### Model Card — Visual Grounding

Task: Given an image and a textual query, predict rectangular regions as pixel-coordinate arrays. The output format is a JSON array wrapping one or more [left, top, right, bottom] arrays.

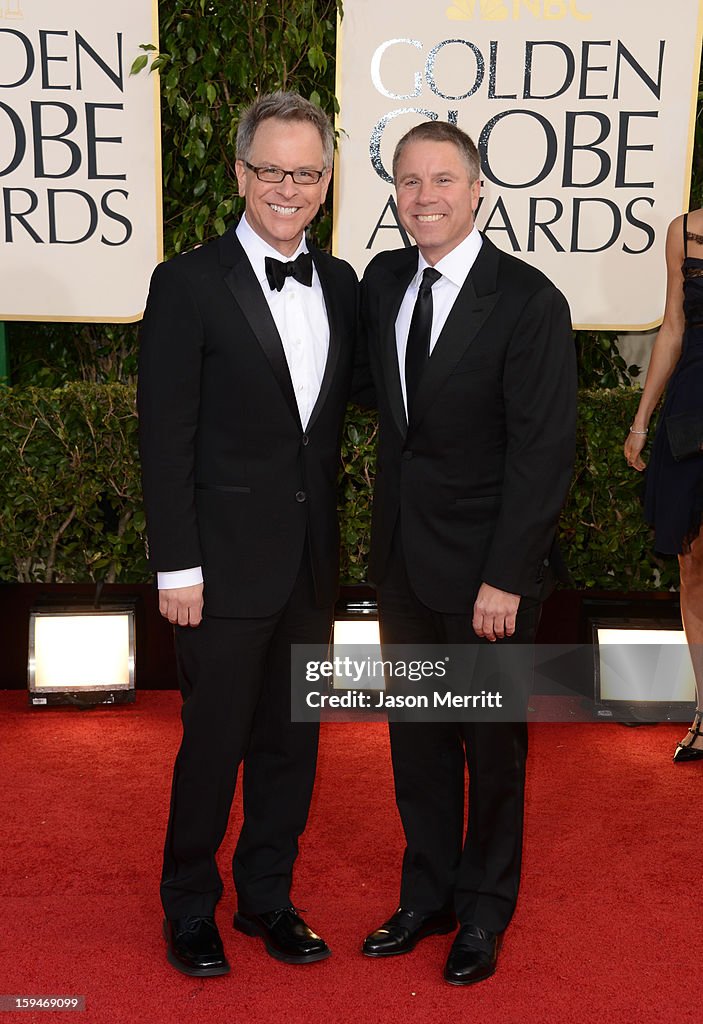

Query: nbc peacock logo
[[447, 0, 509, 18], [446, 0, 591, 19]]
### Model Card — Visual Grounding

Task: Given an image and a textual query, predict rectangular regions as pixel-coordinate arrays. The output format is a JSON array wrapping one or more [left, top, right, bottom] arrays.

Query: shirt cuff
[[157, 567, 204, 590]]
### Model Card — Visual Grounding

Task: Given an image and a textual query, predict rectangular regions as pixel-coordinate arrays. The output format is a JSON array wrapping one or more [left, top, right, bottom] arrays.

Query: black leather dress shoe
[[362, 907, 457, 958], [233, 907, 331, 964], [163, 917, 230, 977], [444, 924, 501, 986]]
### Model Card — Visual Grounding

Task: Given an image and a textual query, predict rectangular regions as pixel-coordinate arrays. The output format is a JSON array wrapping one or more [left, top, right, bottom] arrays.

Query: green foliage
[[10, 322, 139, 388], [0, 386, 679, 591], [0, 384, 147, 583], [339, 405, 378, 584], [574, 331, 640, 389], [138, 0, 341, 257], [690, 82, 703, 210], [561, 388, 678, 591]]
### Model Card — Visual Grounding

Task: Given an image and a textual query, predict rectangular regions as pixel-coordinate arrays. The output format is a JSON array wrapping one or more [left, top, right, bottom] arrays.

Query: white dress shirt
[[395, 227, 483, 416], [158, 215, 330, 591]]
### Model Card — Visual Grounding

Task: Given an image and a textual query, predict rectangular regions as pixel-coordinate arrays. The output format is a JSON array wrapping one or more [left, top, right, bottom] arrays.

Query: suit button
[[301, 434, 309, 446], [295, 491, 307, 503], [402, 450, 413, 460]]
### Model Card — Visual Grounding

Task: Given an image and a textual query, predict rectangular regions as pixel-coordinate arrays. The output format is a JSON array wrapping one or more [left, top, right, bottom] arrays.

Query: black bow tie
[[264, 251, 313, 292]]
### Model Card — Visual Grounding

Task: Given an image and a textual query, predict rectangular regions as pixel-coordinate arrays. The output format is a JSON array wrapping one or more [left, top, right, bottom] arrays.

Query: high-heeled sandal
[[673, 709, 703, 763]]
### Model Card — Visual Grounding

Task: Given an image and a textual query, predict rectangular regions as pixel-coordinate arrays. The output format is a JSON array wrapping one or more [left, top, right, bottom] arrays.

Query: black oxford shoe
[[234, 907, 331, 964], [444, 924, 501, 986], [163, 916, 230, 977], [362, 907, 457, 957]]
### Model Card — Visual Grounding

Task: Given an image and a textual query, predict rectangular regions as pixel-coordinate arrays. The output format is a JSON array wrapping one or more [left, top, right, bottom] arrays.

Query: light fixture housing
[[28, 605, 136, 708], [332, 594, 382, 690], [592, 616, 696, 721]]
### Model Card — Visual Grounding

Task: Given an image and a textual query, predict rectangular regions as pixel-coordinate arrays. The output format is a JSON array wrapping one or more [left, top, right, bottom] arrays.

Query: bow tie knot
[[265, 252, 313, 291]]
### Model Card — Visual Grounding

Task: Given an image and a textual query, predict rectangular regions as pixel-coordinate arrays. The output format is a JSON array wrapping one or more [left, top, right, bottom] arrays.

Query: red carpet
[[0, 690, 700, 1024]]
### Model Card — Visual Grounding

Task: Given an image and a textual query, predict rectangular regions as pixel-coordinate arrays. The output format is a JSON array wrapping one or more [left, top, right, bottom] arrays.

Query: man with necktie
[[359, 121, 576, 985], [138, 91, 358, 976]]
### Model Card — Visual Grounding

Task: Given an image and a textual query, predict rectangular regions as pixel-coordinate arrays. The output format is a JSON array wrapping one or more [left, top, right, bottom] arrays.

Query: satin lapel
[[378, 253, 417, 439], [306, 247, 341, 432], [221, 231, 301, 429], [409, 239, 500, 434]]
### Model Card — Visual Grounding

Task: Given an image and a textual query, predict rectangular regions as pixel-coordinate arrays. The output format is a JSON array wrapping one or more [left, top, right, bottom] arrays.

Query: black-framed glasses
[[244, 161, 325, 185]]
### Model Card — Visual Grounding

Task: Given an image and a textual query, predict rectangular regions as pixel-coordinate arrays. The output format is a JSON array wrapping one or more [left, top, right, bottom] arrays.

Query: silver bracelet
[[629, 425, 648, 435]]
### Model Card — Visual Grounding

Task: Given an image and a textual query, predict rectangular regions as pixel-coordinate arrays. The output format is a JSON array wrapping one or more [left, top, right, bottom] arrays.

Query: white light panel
[[332, 618, 382, 689], [30, 612, 133, 691], [595, 626, 696, 703]]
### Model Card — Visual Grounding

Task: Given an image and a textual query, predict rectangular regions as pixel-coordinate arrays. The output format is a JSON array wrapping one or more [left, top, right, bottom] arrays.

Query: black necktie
[[264, 251, 313, 292], [404, 267, 441, 419]]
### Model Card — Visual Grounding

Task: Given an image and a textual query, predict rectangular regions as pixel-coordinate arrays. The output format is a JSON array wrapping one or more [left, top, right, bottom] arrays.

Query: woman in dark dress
[[624, 212, 703, 762]]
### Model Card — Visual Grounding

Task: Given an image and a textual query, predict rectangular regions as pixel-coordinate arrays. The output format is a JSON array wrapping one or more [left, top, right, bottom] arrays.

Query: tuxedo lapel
[[306, 246, 341, 432], [220, 228, 302, 429], [409, 237, 500, 434]]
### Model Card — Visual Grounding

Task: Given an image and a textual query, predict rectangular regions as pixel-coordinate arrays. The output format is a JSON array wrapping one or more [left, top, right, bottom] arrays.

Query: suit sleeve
[[137, 259, 204, 573], [350, 271, 377, 409], [481, 284, 577, 598]]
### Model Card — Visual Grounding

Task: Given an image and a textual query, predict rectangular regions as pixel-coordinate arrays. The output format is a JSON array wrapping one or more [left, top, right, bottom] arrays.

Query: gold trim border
[[573, 320, 662, 333], [682, 0, 703, 217], [331, 2, 344, 259]]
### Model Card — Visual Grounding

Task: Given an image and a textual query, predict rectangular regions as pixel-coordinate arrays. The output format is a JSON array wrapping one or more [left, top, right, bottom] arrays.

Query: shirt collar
[[236, 214, 308, 286], [416, 226, 483, 289]]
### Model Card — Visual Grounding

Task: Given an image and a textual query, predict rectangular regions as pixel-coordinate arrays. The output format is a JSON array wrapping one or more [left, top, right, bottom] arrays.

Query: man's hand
[[472, 583, 521, 642], [159, 583, 204, 627]]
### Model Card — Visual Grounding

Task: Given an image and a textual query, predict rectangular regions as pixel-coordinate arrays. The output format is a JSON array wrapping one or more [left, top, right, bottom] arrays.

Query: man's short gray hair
[[236, 91, 335, 169], [392, 121, 480, 183]]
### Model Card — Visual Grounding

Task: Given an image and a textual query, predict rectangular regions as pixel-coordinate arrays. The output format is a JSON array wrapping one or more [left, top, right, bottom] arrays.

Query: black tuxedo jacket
[[361, 235, 576, 614], [137, 226, 358, 618]]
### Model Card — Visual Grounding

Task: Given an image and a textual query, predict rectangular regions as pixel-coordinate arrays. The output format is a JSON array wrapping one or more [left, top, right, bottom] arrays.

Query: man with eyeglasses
[[138, 91, 359, 976]]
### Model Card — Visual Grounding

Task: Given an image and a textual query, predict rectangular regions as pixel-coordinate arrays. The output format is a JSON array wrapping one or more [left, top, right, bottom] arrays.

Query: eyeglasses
[[244, 161, 325, 185]]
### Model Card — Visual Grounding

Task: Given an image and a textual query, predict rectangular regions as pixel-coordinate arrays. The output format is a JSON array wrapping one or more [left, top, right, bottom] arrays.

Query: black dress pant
[[160, 549, 332, 919], [377, 529, 540, 934]]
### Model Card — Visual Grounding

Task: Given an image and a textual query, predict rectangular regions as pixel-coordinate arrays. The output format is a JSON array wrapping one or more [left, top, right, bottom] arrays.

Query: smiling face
[[235, 117, 331, 256], [394, 139, 480, 265]]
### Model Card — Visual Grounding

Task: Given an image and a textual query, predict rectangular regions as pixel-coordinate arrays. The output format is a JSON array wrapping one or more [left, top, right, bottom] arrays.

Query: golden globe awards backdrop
[[0, 0, 161, 322], [334, 0, 703, 328]]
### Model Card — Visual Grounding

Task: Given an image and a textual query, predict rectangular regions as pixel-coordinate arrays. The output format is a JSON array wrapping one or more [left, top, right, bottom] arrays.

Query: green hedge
[[0, 385, 147, 584], [564, 389, 677, 591], [0, 384, 677, 591]]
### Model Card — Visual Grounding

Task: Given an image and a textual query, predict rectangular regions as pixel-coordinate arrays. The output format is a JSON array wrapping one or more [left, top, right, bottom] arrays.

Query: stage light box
[[28, 607, 135, 708], [333, 597, 382, 690], [592, 618, 696, 720]]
